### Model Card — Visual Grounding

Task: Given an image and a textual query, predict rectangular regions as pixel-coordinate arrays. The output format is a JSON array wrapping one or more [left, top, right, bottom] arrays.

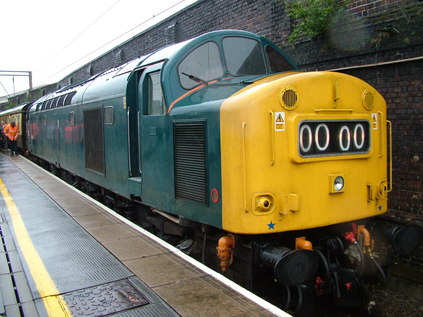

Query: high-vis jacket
[[4, 124, 19, 141]]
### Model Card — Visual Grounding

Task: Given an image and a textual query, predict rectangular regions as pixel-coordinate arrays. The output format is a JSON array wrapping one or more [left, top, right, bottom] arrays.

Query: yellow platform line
[[0, 178, 72, 317]]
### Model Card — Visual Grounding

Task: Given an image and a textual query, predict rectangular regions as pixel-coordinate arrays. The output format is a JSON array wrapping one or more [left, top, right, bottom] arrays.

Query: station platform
[[0, 153, 290, 317]]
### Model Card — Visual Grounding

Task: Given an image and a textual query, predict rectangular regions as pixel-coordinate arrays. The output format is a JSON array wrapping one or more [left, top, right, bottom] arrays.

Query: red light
[[211, 188, 220, 203]]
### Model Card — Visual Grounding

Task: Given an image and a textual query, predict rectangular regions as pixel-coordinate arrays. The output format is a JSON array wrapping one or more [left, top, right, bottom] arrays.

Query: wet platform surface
[[0, 154, 290, 317]]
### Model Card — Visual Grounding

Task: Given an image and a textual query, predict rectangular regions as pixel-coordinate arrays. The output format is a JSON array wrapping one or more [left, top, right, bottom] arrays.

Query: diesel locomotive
[[6, 30, 421, 315]]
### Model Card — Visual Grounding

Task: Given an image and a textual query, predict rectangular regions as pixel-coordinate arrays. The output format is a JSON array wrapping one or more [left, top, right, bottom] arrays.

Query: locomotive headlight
[[329, 174, 345, 193], [253, 194, 275, 213]]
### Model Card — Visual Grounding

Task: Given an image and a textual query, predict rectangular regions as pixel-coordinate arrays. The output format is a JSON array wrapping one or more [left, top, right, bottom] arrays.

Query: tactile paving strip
[[62, 279, 149, 316]]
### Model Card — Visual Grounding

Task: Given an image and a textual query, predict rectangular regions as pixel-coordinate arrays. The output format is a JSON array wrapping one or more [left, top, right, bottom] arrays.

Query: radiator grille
[[84, 108, 104, 174], [174, 122, 207, 203]]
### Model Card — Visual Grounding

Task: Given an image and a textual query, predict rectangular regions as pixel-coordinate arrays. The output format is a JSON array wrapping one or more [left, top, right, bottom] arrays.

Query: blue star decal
[[378, 205, 383, 211], [267, 221, 276, 230]]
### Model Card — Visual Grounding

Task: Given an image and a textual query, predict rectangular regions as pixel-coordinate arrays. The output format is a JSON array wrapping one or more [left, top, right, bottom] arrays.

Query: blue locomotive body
[[28, 30, 296, 229]]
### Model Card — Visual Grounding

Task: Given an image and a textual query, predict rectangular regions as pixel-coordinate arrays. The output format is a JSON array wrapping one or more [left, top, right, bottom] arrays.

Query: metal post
[[28, 71, 33, 90], [0, 70, 33, 95]]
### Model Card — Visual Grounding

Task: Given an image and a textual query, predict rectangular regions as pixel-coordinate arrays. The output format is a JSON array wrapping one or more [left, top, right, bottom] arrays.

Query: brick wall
[[341, 60, 423, 221], [346, 0, 405, 17]]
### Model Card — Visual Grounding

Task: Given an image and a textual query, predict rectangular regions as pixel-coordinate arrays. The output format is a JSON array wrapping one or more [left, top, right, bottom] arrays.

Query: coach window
[[222, 37, 266, 76], [178, 41, 224, 90], [147, 71, 165, 115], [104, 107, 114, 124]]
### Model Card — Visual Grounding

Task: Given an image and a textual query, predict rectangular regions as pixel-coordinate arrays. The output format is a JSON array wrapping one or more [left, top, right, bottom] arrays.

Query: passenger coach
[[0, 102, 32, 151]]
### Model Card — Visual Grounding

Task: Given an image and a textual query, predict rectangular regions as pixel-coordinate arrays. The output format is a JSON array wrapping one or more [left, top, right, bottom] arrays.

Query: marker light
[[334, 176, 345, 191]]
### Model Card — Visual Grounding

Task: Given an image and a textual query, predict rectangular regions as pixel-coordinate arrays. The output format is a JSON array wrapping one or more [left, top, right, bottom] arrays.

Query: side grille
[[84, 108, 105, 174], [174, 121, 207, 203]]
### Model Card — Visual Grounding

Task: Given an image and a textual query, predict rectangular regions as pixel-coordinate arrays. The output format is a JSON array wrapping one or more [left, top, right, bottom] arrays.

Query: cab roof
[[32, 30, 297, 111]]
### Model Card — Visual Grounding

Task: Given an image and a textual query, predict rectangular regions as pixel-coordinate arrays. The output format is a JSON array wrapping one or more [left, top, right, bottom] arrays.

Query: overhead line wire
[[0, 80, 10, 97], [40, 0, 190, 84], [35, 0, 122, 72]]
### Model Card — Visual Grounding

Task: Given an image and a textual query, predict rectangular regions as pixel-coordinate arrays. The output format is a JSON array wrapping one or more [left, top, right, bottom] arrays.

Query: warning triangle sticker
[[276, 113, 284, 123], [274, 112, 285, 131]]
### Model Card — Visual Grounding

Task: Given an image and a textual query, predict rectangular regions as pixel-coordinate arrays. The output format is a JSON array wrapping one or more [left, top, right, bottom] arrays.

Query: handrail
[[242, 122, 249, 212], [269, 111, 275, 166], [378, 111, 384, 158]]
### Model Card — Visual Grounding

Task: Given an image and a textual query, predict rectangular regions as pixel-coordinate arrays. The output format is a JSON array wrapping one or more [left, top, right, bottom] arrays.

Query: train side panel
[[166, 102, 223, 228], [29, 72, 140, 200]]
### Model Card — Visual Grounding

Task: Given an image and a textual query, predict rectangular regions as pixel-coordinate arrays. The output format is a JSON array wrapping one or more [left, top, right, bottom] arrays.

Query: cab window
[[147, 71, 165, 115], [265, 46, 295, 73], [222, 37, 266, 76], [178, 41, 224, 90]]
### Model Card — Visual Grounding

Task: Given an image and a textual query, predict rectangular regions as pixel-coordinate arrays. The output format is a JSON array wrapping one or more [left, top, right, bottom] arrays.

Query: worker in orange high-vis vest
[[4, 121, 19, 156]]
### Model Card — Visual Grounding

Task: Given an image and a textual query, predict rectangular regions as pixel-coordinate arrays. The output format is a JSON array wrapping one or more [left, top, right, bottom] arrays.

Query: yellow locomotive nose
[[220, 71, 389, 234]]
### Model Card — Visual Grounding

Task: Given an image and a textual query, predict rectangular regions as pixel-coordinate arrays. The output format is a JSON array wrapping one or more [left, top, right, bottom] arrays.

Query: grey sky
[[0, 0, 197, 97]]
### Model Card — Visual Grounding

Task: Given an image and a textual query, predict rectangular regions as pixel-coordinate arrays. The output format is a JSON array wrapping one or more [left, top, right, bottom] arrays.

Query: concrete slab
[[124, 252, 204, 288], [103, 236, 165, 260]]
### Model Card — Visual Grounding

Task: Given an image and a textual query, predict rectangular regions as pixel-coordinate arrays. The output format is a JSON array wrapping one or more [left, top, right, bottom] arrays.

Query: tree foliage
[[286, 0, 344, 43]]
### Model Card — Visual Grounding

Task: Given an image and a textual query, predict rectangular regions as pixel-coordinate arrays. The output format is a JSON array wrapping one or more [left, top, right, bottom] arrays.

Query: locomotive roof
[[31, 30, 297, 111], [160, 29, 297, 108], [0, 102, 33, 116]]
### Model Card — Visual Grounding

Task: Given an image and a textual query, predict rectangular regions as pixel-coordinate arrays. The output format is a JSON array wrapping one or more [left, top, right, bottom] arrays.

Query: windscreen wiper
[[181, 72, 208, 85]]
